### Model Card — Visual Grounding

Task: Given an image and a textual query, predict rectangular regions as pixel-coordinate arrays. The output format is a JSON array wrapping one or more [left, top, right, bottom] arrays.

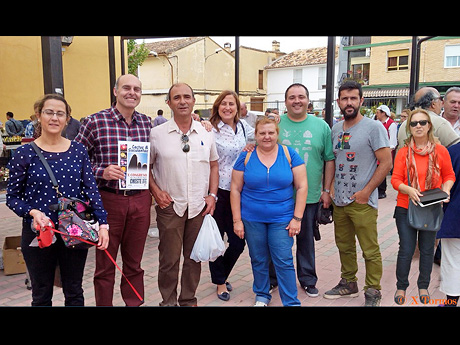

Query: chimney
[[224, 42, 231, 52], [272, 40, 280, 52]]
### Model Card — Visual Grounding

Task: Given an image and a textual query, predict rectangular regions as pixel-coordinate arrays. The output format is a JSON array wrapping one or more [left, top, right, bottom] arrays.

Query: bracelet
[[233, 219, 242, 223], [208, 193, 218, 202], [292, 216, 302, 221]]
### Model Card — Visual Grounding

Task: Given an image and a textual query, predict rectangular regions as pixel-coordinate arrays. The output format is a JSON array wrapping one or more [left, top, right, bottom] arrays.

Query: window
[[351, 63, 370, 84], [445, 45, 460, 68], [387, 49, 409, 71], [318, 67, 326, 90], [293, 69, 302, 84], [258, 70, 264, 89]]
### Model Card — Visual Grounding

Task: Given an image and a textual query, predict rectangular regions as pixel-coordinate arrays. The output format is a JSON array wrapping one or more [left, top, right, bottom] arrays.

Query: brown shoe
[[323, 278, 359, 299]]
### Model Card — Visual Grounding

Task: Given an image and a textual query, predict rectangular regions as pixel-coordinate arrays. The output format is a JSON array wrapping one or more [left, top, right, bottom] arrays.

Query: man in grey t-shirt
[[332, 116, 388, 209], [324, 81, 392, 306]]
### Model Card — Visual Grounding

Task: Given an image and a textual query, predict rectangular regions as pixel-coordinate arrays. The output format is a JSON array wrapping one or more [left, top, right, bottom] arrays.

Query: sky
[[139, 36, 339, 54]]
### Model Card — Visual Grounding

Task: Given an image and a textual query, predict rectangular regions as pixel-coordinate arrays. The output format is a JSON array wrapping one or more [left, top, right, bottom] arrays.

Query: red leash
[[47, 226, 144, 304]]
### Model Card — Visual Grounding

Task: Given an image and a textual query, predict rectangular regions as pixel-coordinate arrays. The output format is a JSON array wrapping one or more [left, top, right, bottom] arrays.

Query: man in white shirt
[[442, 87, 460, 135], [149, 83, 219, 306], [375, 105, 397, 199]]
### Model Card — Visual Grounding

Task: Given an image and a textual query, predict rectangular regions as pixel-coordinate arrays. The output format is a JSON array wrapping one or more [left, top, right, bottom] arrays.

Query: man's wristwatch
[[209, 193, 218, 202], [322, 189, 330, 193]]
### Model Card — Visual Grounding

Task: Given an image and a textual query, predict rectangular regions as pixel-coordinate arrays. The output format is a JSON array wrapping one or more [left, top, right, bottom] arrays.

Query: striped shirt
[[75, 106, 152, 190]]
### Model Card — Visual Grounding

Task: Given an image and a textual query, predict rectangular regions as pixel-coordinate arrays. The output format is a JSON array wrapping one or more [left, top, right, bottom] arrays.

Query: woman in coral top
[[391, 108, 455, 305]]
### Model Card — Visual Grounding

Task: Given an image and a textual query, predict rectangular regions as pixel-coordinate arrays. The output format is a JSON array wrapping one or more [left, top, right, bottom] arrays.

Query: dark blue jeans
[[296, 203, 318, 287], [21, 220, 88, 306], [394, 206, 437, 290]]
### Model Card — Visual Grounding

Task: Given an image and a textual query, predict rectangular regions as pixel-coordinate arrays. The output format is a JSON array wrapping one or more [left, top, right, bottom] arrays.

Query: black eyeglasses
[[181, 134, 190, 152], [409, 120, 429, 127]]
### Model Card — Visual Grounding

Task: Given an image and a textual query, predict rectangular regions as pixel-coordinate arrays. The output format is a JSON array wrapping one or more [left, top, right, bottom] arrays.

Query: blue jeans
[[243, 220, 300, 306]]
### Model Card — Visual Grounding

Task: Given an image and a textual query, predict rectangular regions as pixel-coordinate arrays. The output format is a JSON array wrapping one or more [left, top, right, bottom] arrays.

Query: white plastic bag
[[190, 214, 226, 262]]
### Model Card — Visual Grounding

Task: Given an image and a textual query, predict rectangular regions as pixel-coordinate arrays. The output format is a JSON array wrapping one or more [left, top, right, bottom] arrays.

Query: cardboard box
[[3, 236, 26, 275]]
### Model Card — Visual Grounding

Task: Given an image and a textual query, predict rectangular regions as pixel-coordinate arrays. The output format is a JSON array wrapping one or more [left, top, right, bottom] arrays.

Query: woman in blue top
[[231, 117, 308, 306], [6, 94, 109, 306]]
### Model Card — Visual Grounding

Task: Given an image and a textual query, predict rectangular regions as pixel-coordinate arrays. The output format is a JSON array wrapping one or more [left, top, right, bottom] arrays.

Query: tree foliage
[[127, 39, 149, 76]]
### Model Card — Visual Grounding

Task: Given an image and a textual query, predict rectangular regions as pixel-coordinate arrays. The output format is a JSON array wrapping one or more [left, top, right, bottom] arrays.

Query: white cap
[[377, 105, 391, 117]]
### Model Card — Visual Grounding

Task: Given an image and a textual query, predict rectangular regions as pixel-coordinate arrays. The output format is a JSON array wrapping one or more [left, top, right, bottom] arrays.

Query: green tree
[[127, 39, 149, 76]]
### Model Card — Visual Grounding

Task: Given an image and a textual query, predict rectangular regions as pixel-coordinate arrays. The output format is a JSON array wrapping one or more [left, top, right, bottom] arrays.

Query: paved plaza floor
[[0, 176, 450, 307]]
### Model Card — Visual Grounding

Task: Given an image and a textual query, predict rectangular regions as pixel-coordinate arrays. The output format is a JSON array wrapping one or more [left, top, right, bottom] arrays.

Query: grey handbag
[[406, 167, 444, 231]]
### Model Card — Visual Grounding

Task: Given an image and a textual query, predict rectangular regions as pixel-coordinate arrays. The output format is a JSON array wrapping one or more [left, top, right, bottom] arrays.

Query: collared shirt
[[75, 106, 152, 190], [214, 119, 254, 190], [150, 120, 219, 218]]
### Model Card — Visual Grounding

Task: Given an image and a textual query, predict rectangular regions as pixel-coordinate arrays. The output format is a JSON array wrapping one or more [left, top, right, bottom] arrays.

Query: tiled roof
[[143, 37, 205, 55], [265, 46, 338, 69]]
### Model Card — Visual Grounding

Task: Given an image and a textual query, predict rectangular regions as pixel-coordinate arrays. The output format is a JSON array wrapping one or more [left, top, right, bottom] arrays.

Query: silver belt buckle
[[123, 190, 130, 197]]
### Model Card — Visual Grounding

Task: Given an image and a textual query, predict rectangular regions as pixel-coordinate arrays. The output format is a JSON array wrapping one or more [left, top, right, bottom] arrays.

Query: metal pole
[[409, 36, 436, 101], [235, 36, 239, 94], [41, 36, 64, 96], [325, 36, 336, 128]]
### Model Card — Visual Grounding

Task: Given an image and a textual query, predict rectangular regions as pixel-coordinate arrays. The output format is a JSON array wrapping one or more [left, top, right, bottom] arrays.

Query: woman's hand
[[97, 225, 110, 250], [233, 220, 245, 239], [286, 218, 301, 237], [30, 209, 49, 230], [407, 186, 423, 205]]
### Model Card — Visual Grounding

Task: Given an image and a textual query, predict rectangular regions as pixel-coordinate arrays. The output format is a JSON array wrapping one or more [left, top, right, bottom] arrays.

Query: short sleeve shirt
[[233, 144, 304, 223], [278, 114, 335, 203], [331, 117, 389, 209], [150, 120, 219, 219]]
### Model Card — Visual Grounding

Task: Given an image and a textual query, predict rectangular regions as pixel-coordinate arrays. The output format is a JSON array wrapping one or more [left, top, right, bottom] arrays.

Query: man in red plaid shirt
[[75, 74, 152, 306]]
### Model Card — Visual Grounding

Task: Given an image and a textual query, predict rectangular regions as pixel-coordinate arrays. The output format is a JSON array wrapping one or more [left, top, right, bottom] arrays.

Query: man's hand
[[102, 165, 125, 181]]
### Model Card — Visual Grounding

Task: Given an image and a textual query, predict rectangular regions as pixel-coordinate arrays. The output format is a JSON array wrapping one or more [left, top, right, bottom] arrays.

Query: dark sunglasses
[[181, 134, 190, 152], [409, 120, 429, 127]]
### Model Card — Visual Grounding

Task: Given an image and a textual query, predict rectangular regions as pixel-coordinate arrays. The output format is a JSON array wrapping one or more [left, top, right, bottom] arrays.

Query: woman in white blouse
[[208, 90, 255, 301]]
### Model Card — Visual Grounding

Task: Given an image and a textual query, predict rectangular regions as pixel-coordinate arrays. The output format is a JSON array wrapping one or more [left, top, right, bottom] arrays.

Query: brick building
[[340, 36, 460, 116]]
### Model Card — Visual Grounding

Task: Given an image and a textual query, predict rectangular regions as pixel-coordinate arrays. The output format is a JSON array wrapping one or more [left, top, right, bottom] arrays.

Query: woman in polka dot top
[[6, 94, 108, 306]]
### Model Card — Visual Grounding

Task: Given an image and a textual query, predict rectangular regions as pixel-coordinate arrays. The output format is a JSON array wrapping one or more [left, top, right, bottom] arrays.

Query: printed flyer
[[118, 141, 150, 190]]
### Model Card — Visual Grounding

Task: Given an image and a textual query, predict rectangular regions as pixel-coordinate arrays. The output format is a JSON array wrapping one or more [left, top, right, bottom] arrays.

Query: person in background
[[149, 83, 219, 306], [61, 108, 81, 140], [442, 87, 460, 135], [208, 90, 255, 301], [325, 81, 392, 306], [397, 109, 410, 134], [398, 87, 460, 149], [391, 108, 455, 305], [6, 94, 109, 306], [5, 111, 24, 136], [75, 74, 152, 306], [153, 109, 168, 127], [231, 117, 308, 306], [24, 114, 37, 138], [240, 102, 257, 128], [375, 105, 397, 199]]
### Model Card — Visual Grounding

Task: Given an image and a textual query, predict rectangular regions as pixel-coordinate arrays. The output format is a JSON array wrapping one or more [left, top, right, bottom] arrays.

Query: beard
[[340, 105, 360, 120]]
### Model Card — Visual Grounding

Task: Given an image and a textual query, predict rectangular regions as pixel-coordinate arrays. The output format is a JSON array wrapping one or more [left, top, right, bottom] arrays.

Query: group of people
[[6, 73, 460, 307]]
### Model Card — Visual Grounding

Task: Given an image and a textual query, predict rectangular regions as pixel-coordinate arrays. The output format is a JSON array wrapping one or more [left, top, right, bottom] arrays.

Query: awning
[[363, 88, 409, 98]]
